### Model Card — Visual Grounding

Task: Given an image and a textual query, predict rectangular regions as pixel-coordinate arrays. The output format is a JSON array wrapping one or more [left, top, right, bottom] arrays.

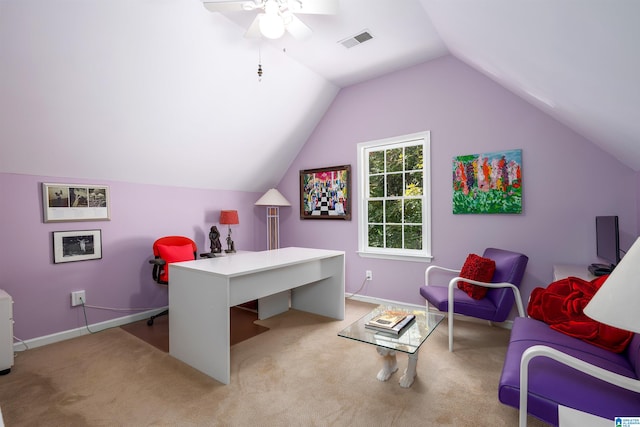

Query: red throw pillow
[[458, 253, 496, 300], [157, 244, 195, 282]]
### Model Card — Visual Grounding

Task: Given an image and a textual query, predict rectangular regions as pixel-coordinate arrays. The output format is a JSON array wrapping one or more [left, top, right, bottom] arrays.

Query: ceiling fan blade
[[244, 14, 263, 38], [202, 1, 260, 13], [286, 0, 338, 15], [284, 13, 312, 40]]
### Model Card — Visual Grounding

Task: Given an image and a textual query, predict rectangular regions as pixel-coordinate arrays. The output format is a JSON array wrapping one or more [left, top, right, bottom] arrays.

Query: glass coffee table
[[338, 304, 444, 388]]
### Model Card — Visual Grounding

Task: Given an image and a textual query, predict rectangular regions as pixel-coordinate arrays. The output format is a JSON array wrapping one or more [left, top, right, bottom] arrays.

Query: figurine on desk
[[225, 235, 236, 253], [198, 226, 222, 258], [209, 226, 222, 254]]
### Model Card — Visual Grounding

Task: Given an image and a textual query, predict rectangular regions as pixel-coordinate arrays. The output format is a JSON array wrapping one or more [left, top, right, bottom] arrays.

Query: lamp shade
[[255, 188, 291, 206], [584, 236, 640, 333], [219, 210, 239, 225]]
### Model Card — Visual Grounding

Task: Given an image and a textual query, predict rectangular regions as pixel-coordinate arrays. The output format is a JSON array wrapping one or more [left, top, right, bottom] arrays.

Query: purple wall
[[0, 173, 266, 340], [637, 172, 640, 231], [1, 55, 638, 342], [277, 56, 638, 310]]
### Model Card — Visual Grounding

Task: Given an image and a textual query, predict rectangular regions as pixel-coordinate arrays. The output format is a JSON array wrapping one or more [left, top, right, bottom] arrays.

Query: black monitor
[[595, 215, 621, 268]]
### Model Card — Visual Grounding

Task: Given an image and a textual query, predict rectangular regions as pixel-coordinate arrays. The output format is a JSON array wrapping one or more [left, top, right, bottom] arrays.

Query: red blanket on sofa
[[527, 275, 633, 353]]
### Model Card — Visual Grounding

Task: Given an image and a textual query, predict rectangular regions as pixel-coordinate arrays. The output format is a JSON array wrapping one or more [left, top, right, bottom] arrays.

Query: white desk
[[168, 247, 345, 384]]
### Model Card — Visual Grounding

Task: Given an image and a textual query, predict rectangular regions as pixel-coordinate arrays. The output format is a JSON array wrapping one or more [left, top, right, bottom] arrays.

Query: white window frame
[[357, 131, 432, 262]]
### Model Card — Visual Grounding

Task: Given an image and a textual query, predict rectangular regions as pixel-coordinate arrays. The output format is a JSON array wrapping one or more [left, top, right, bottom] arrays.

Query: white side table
[[553, 264, 596, 282]]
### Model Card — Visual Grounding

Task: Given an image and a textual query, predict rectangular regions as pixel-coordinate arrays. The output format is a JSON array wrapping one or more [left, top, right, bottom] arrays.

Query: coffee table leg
[[399, 348, 419, 388], [376, 347, 398, 381]]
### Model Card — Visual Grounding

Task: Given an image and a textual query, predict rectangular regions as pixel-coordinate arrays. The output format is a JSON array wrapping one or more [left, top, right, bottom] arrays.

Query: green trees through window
[[358, 132, 431, 261]]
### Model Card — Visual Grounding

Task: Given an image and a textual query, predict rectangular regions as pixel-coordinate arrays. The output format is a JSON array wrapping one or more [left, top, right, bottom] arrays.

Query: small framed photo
[[300, 165, 351, 220], [53, 230, 102, 263], [42, 182, 110, 222]]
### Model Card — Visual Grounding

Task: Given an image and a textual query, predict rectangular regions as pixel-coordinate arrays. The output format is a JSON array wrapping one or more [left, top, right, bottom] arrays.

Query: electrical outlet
[[365, 270, 373, 281], [71, 290, 86, 307]]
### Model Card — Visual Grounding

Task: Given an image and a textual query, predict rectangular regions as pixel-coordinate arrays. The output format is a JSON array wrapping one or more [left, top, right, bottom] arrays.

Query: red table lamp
[[219, 210, 239, 253]]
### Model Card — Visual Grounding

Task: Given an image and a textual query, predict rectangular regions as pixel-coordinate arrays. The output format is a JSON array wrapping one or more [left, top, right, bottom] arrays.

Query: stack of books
[[365, 310, 416, 336]]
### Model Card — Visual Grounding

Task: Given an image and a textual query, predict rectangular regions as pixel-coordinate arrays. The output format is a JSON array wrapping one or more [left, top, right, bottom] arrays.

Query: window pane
[[404, 199, 422, 223], [358, 132, 430, 259], [369, 151, 384, 174], [368, 224, 384, 247], [386, 148, 403, 172], [385, 199, 402, 223], [368, 200, 383, 223], [369, 175, 384, 198], [387, 173, 403, 197], [405, 145, 423, 170], [386, 225, 402, 248], [404, 225, 422, 250], [404, 172, 423, 196]]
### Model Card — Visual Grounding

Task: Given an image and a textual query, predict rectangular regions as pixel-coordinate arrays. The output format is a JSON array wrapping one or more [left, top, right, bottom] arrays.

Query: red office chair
[[148, 236, 198, 325]]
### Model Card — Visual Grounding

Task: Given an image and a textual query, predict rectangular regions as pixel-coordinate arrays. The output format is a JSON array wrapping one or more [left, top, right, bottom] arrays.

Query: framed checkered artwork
[[300, 165, 351, 220]]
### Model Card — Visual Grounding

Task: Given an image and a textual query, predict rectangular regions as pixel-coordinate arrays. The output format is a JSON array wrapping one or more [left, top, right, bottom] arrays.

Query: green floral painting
[[452, 149, 522, 214]]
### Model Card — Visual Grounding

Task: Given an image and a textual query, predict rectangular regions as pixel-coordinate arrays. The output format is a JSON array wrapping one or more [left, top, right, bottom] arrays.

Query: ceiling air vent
[[339, 30, 373, 49]]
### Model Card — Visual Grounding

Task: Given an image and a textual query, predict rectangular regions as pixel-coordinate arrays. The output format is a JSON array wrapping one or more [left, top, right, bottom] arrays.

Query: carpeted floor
[[120, 306, 269, 352], [0, 300, 549, 426]]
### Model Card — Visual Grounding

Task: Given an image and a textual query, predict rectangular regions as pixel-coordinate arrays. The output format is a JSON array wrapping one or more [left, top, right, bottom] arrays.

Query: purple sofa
[[499, 316, 640, 425]]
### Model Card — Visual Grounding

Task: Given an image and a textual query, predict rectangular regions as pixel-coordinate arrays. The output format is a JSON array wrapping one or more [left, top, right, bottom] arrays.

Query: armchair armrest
[[448, 277, 526, 317], [518, 345, 640, 427], [425, 265, 461, 286]]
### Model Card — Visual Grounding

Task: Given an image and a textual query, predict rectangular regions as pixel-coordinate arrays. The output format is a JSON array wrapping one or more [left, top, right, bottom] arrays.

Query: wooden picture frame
[[53, 229, 102, 263], [300, 165, 351, 220], [42, 182, 110, 222]]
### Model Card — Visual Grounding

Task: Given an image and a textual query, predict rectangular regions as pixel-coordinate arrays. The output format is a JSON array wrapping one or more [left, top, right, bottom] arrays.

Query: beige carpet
[[0, 300, 549, 426]]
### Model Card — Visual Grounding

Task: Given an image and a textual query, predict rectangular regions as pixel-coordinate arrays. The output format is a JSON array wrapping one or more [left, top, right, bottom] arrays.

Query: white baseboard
[[347, 294, 424, 309], [13, 307, 167, 351]]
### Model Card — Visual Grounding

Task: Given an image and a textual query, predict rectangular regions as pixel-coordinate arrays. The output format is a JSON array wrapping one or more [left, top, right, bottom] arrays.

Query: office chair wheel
[[147, 318, 154, 326]]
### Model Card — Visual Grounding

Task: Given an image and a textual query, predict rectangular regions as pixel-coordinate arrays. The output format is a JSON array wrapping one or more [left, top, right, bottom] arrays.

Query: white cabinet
[[0, 290, 13, 374]]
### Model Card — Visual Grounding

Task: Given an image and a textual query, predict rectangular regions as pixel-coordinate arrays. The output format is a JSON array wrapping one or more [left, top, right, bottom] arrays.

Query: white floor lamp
[[255, 188, 291, 250]]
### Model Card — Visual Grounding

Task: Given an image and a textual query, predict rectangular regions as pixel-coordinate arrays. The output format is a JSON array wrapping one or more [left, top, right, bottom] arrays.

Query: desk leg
[[169, 268, 231, 384], [258, 291, 290, 320]]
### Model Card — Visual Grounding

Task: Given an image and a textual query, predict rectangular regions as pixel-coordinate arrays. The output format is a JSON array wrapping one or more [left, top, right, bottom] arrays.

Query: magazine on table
[[365, 310, 416, 335]]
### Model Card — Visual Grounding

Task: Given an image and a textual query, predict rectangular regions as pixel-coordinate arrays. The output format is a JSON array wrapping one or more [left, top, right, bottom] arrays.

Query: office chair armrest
[[448, 277, 525, 317], [149, 258, 166, 266], [425, 265, 461, 286]]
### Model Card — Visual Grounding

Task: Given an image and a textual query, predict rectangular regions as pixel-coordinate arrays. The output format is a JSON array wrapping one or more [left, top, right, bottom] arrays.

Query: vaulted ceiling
[[0, 0, 638, 192]]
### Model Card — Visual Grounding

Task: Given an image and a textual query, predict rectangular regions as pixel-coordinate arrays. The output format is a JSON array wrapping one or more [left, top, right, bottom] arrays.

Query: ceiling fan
[[202, 0, 339, 40]]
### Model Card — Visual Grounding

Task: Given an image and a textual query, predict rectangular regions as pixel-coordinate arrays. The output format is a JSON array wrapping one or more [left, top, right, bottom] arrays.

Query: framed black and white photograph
[[53, 230, 102, 263], [42, 182, 110, 222]]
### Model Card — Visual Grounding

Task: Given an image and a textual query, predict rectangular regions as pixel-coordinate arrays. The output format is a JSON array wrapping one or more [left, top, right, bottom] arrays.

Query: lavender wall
[[2, 55, 637, 342], [277, 55, 638, 310], [0, 173, 266, 340], [637, 172, 640, 231]]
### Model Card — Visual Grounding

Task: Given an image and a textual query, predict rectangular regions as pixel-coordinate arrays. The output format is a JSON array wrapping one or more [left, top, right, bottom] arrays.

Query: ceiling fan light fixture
[[258, 0, 285, 39], [259, 12, 285, 39]]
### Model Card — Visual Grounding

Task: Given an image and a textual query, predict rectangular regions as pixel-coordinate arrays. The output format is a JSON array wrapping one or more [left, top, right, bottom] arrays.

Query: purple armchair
[[419, 248, 529, 351]]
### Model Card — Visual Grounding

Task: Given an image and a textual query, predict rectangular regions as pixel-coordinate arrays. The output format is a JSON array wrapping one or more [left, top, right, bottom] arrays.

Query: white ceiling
[[0, 0, 638, 193], [211, 0, 640, 170]]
